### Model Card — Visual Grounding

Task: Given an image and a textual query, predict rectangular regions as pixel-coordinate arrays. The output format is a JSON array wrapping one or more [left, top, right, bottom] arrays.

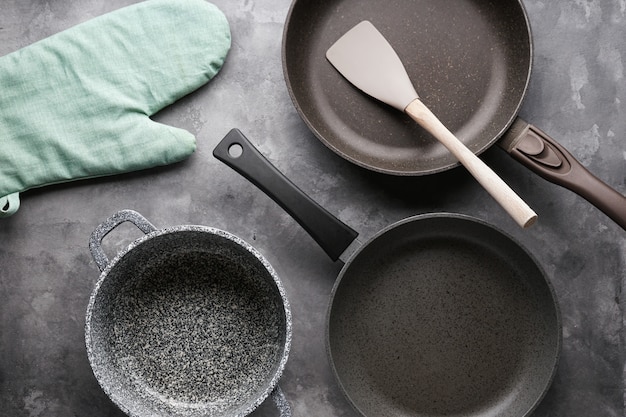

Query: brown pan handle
[[214, 129, 359, 261], [498, 118, 626, 230]]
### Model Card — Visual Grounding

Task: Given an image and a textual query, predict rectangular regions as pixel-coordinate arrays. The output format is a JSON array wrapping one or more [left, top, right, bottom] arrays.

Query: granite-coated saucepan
[[86, 210, 292, 417], [215, 129, 562, 417], [282, 0, 626, 230]]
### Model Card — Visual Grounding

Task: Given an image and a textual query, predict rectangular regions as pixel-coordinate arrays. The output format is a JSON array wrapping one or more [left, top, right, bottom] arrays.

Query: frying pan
[[281, 0, 626, 230], [214, 129, 561, 417]]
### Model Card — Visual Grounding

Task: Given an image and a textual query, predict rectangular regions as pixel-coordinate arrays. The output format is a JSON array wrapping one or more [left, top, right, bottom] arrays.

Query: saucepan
[[85, 210, 292, 417], [281, 0, 626, 229], [214, 128, 561, 417]]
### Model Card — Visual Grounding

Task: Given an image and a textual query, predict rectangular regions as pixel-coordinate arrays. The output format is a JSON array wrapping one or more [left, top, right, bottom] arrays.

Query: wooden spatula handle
[[405, 99, 537, 228]]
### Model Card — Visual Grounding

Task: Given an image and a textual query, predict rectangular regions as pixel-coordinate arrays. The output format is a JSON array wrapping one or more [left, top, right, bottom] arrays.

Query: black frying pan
[[282, 0, 626, 229], [214, 129, 561, 417]]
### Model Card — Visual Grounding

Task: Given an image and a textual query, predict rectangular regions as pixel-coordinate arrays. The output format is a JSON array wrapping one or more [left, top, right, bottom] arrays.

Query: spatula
[[326, 21, 537, 228]]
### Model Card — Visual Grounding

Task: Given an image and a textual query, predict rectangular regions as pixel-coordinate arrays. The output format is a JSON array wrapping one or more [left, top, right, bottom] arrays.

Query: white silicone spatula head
[[326, 20, 418, 111]]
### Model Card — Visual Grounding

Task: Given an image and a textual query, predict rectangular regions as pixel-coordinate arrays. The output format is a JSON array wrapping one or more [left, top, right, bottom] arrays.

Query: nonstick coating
[[86, 226, 290, 417], [328, 215, 560, 417], [282, 0, 532, 175]]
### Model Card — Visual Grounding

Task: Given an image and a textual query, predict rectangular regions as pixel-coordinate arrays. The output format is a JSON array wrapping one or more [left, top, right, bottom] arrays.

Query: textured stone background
[[0, 1, 624, 416]]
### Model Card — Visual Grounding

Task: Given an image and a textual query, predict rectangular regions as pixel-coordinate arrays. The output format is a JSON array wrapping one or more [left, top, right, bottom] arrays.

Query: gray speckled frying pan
[[214, 129, 562, 417], [282, 0, 626, 230], [86, 210, 292, 417]]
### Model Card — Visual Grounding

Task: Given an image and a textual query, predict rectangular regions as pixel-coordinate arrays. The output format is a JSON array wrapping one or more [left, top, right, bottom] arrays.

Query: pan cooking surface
[[328, 217, 560, 417], [283, 0, 531, 174], [88, 231, 287, 416]]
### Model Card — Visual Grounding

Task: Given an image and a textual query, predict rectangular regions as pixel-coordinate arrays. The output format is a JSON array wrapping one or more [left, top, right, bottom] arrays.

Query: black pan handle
[[213, 129, 359, 261], [498, 118, 626, 230]]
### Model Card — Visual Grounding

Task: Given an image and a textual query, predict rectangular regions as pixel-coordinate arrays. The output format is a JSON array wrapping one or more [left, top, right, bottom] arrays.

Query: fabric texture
[[0, 0, 231, 217]]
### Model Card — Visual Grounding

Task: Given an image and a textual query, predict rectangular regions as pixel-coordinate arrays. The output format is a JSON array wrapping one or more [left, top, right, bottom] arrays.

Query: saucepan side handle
[[499, 118, 626, 230], [89, 209, 157, 272], [270, 386, 291, 417], [213, 129, 358, 262]]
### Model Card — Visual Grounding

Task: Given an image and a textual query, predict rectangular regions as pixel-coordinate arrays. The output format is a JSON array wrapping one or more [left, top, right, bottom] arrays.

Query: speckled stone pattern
[[89, 209, 158, 272], [86, 220, 292, 417]]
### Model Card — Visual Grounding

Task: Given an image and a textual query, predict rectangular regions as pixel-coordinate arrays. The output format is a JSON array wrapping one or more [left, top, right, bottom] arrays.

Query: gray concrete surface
[[0, 1, 624, 416]]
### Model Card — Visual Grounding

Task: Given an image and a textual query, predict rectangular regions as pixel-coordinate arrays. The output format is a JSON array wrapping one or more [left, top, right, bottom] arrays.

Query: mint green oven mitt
[[0, 0, 231, 217]]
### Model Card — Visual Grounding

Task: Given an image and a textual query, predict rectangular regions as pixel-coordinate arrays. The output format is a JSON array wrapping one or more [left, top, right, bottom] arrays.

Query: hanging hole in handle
[[228, 143, 244, 158]]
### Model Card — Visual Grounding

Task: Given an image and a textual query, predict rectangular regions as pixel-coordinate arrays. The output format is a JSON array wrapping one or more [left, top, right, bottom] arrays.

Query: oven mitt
[[0, 0, 231, 217]]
